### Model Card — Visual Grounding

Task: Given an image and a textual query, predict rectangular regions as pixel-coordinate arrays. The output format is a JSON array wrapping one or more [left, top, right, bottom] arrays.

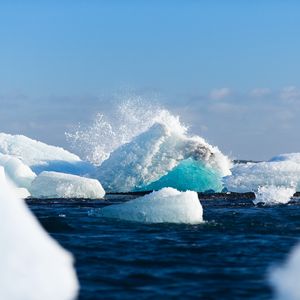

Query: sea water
[[28, 196, 300, 300]]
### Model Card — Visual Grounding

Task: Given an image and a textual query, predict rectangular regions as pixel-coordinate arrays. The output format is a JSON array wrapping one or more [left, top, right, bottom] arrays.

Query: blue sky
[[1, 1, 300, 160]]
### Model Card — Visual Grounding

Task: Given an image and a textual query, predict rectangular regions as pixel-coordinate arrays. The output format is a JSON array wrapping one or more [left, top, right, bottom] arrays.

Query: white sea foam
[[254, 185, 295, 205], [30, 171, 105, 199], [0, 167, 79, 300], [270, 243, 300, 300], [99, 187, 203, 224]]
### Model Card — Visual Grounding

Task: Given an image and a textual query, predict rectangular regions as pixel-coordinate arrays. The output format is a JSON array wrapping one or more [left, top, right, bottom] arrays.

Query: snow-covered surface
[[0, 153, 36, 189], [0, 167, 79, 300], [0, 132, 94, 175], [270, 243, 300, 300], [100, 187, 203, 224], [254, 185, 295, 205], [224, 153, 300, 193], [97, 122, 231, 192], [30, 171, 105, 199]]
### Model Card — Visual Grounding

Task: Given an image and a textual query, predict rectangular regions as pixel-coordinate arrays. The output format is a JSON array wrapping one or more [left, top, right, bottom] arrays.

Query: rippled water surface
[[28, 197, 300, 300]]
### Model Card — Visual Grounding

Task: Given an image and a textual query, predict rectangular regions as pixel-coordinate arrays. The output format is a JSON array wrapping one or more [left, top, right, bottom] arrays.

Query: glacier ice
[[97, 122, 231, 192], [224, 153, 300, 193], [30, 171, 105, 199], [0, 153, 36, 189], [99, 187, 203, 224], [270, 243, 300, 300], [254, 185, 295, 205], [0, 167, 79, 300], [0, 132, 94, 175]]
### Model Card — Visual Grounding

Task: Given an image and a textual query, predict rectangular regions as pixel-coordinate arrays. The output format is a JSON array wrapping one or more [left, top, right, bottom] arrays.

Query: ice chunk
[[224, 153, 300, 193], [0, 153, 36, 189], [0, 132, 94, 175], [100, 187, 203, 224], [97, 123, 231, 192], [270, 243, 300, 300], [30, 171, 105, 199], [0, 167, 79, 300], [15, 187, 31, 199], [254, 185, 295, 205]]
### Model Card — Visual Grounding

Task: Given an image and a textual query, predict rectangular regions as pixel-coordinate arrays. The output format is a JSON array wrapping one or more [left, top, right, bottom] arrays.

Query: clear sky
[[1, 1, 300, 160]]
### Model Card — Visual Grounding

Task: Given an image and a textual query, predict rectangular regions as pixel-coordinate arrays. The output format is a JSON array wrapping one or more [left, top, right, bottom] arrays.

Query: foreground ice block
[[224, 153, 300, 193], [0, 167, 78, 300], [100, 187, 203, 224], [30, 171, 105, 199], [270, 243, 300, 300], [97, 122, 231, 192], [0, 132, 94, 175]]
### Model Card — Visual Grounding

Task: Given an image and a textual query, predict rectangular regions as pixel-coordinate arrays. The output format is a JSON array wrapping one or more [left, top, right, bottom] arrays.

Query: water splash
[[66, 96, 187, 165]]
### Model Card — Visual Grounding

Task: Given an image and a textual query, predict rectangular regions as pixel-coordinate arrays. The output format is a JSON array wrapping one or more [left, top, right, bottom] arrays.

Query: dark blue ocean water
[[28, 196, 300, 300]]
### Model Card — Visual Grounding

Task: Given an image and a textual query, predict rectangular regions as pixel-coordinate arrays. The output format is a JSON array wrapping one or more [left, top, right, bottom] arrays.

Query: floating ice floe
[[224, 153, 300, 193], [270, 243, 300, 300], [0, 153, 36, 189], [97, 122, 231, 192], [0, 167, 79, 300], [0, 132, 94, 175], [100, 187, 203, 224], [30, 171, 105, 199], [254, 185, 295, 205]]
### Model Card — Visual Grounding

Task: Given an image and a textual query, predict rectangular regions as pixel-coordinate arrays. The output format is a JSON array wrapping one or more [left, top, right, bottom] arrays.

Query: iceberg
[[99, 187, 203, 224], [0, 153, 36, 189], [254, 185, 295, 205], [270, 243, 300, 300], [0, 132, 94, 175], [97, 123, 231, 192], [224, 153, 300, 193], [0, 167, 79, 300], [30, 171, 105, 199]]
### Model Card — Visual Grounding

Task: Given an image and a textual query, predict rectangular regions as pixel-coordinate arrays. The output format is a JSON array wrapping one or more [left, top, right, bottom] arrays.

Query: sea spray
[[66, 96, 187, 165]]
